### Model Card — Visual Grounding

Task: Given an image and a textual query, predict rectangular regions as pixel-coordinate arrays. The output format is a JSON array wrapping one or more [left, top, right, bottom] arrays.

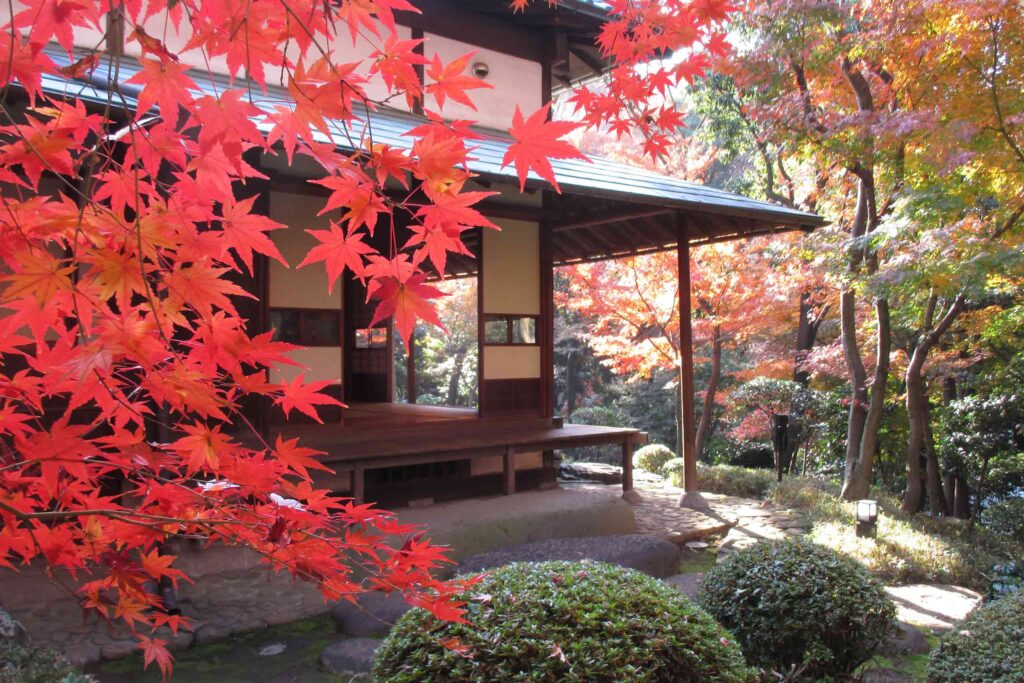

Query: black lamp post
[[855, 499, 878, 538]]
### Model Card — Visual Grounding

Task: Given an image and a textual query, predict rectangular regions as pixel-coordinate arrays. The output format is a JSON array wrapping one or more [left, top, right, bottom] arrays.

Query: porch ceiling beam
[[552, 208, 675, 233]]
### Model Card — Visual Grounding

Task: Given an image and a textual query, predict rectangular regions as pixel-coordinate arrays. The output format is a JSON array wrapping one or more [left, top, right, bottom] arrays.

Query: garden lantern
[[855, 499, 878, 538]]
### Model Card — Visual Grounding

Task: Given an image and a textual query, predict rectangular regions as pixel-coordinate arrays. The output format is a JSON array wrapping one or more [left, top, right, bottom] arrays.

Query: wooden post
[[676, 215, 708, 510], [352, 464, 365, 505], [406, 329, 417, 404], [621, 434, 642, 503], [503, 446, 516, 495]]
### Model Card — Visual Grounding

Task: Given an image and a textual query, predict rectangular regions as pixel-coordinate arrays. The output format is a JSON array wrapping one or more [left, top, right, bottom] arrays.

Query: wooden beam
[[553, 208, 674, 233]]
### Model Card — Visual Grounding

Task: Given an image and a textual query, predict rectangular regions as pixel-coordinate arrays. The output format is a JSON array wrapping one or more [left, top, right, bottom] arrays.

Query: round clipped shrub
[[927, 591, 1024, 682], [634, 444, 675, 474], [661, 457, 685, 478], [697, 537, 897, 680], [373, 560, 755, 682]]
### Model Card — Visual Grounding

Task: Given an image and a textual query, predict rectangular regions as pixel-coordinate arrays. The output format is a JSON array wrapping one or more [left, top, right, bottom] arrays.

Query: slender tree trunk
[[565, 350, 579, 414], [901, 294, 963, 513], [903, 353, 928, 512], [695, 326, 722, 462], [953, 475, 971, 519], [924, 399, 948, 516], [787, 292, 826, 464], [446, 346, 467, 406]]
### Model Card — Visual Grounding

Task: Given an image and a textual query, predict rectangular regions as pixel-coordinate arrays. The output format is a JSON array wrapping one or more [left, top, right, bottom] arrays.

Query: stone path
[[630, 483, 809, 555]]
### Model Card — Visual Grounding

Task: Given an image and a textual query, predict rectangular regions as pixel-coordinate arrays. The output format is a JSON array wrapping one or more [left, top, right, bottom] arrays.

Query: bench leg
[[353, 464, 365, 505], [621, 437, 642, 503], [503, 446, 516, 495]]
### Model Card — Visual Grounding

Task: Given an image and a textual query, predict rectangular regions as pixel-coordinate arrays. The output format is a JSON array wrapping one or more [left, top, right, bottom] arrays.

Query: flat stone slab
[[457, 534, 681, 578], [880, 621, 932, 656], [883, 584, 982, 632], [662, 573, 703, 600], [331, 591, 412, 637], [321, 637, 380, 675], [559, 462, 622, 484]]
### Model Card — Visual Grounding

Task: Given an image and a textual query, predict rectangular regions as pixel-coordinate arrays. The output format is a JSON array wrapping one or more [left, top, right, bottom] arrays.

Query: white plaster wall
[[268, 190, 342, 309], [482, 218, 540, 315], [483, 346, 541, 380], [424, 32, 542, 131], [268, 190, 343, 385], [272, 346, 342, 384]]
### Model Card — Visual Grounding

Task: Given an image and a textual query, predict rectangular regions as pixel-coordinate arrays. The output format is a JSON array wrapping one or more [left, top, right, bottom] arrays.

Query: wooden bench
[[286, 420, 647, 504]]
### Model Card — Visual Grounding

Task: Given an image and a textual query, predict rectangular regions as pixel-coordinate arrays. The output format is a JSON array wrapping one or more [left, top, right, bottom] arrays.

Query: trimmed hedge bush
[[374, 560, 756, 682], [633, 444, 675, 474], [668, 464, 777, 499], [0, 639, 96, 683], [927, 591, 1024, 682], [697, 538, 897, 680], [981, 498, 1024, 544]]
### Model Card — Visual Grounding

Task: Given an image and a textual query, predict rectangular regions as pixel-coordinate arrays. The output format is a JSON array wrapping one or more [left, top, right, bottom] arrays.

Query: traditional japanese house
[[18, 0, 823, 509]]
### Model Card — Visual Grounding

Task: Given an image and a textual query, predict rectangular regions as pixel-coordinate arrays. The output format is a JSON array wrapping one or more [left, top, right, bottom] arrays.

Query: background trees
[[555, 0, 1023, 528]]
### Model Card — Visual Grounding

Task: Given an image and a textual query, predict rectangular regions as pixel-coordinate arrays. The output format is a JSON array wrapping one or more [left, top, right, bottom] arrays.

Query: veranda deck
[[269, 411, 645, 504]]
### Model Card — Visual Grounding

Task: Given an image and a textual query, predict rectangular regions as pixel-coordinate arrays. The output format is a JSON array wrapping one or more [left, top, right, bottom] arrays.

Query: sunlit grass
[[768, 477, 1022, 590]]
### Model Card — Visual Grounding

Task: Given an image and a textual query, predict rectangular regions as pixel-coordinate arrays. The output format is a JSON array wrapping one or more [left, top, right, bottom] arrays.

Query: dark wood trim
[[539, 196, 554, 419], [676, 213, 698, 494], [411, 25, 425, 117], [407, 329, 417, 403], [267, 307, 343, 347], [480, 378, 542, 414], [477, 200, 546, 222], [476, 226, 485, 417], [396, 0, 546, 64]]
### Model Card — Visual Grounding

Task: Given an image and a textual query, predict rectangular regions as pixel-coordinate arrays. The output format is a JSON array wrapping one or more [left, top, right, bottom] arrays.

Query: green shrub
[[988, 560, 1023, 601], [669, 464, 777, 499], [374, 560, 756, 683], [981, 498, 1024, 543], [661, 457, 685, 477], [633, 444, 675, 473], [698, 537, 897, 680], [927, 591, 1024, 682], [0, 639, 96, 683]]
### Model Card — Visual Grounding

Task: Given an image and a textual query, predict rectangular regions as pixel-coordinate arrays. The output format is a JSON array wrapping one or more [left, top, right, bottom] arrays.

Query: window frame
[[268, 307, 342, 347], [482, 313, 540, 346]]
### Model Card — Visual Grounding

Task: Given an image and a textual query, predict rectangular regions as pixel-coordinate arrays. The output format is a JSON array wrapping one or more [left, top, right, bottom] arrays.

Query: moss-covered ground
[[89, 615, 367, 683]]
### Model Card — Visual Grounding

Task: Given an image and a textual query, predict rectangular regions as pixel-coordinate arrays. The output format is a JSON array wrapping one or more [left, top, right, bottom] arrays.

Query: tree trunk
[[787, 291, 825, 464], [446, 346, 467, 406], [943, 471, 956, 516], [694, 326, 722, 462], [901, 294, 963, 513], [903, 353, 928, 513], [565, 350, 579, 414], [953, 475, 971, 519], [924, 401, 947, 516]]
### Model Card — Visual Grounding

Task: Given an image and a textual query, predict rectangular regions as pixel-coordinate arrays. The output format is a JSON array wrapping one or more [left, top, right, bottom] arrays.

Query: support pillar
[[676, 215, 708, 510]]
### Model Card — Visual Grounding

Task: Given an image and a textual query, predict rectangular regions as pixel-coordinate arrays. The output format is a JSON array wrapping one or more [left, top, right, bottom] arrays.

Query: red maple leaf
[[502, 104, 587, 192], [367, 270, 445, 347], [219, 196, 288, 275], [425, 51, 492, 110], [125, 58, 198, 120], [297, 221, 376, 292], [274, 374, 344, 423]]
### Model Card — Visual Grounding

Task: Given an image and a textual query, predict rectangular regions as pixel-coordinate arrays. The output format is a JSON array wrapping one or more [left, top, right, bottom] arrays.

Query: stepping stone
[[559, 462, 622, 484], [331, 591, 412, 637], [880, 621, 932, 656], [884, 584, 982, 632], [662, 573, 704, 600], [258, 642, 286, 656], [458, 534, 681, 578], [684, 541, 709, 549], [321, 637, 381, 675]]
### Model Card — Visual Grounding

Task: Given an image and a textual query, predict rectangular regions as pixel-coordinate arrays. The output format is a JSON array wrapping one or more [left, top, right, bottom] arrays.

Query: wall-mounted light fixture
[[472, 62, 490, 79], [855, 499, 878, 538]]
